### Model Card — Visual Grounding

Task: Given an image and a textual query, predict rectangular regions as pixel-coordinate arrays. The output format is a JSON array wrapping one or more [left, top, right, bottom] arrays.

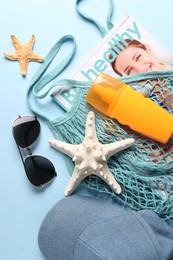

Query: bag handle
[[27, 35, 76, 120], [27, 35, 91, 121], [75, 0, 114, 37]]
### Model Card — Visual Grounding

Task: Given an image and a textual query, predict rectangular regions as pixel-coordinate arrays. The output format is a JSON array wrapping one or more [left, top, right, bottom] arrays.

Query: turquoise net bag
[[27, 0, 173, 225]]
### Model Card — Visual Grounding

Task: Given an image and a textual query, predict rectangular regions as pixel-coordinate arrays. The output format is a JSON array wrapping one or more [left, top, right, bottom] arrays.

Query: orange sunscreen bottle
[[86, 73, 173, 143]]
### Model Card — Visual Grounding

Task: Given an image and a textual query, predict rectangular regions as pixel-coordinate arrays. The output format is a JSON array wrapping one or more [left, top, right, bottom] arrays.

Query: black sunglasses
[[12, 115, 57, 188]]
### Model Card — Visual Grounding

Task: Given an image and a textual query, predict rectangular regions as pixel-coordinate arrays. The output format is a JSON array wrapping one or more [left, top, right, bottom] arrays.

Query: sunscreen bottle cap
[[86, 73, 124, 116], [93, 85, 117, 104]]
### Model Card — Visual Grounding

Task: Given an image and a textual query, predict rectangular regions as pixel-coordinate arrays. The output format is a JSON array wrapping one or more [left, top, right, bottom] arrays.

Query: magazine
[[51, 13, 173, 111]]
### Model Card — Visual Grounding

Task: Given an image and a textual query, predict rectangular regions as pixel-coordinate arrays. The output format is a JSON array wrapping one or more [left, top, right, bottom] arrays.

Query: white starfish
[[49, 111, 135, 196]]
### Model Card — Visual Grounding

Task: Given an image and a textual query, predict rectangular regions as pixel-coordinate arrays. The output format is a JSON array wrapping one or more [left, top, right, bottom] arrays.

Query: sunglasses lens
[[25, 155, 56, 187], [13, 116, 40, 148]]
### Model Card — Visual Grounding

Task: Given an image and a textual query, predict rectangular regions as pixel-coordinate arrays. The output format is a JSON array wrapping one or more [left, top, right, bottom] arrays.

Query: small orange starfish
[[3, 35, 44, 76]]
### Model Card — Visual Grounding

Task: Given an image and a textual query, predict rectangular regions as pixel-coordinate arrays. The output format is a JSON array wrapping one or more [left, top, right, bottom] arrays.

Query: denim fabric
[[38, 192, 173, 260]]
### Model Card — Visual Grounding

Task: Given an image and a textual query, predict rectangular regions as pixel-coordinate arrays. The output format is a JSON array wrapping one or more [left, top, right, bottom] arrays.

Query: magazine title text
[[81, 21, 141, 81]]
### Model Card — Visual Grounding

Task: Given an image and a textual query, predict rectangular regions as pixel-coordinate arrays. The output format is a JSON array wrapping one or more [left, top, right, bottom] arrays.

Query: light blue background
[[1, 0, 173, 259]]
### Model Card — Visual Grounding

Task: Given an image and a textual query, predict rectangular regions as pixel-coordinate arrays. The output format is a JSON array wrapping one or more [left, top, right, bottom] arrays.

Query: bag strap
[[27, 35, 91, 120], [76, 0, 114, 37], [27, 0, 114, 120]]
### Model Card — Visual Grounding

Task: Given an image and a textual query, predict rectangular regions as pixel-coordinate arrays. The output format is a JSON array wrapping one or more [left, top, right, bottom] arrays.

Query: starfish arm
[[103, 138, 135, 159], [3, 52, 18, 61], [19, 60, 29, 76], [10, 35, 23, 50], [83, 111, 99, 143], [27, 35, 35, 51], [28, 52, 44, 62], [64, 167, 89, 196], [96, 163, 122, 194], [49, 139, 78, 158]]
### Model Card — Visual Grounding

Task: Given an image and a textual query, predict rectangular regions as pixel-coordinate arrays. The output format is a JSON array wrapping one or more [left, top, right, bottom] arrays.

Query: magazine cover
[[51, 13, 173, 111]]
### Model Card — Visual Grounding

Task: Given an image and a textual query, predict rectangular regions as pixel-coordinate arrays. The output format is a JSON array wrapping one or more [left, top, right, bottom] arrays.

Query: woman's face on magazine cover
[[114, 45, 171, 76]]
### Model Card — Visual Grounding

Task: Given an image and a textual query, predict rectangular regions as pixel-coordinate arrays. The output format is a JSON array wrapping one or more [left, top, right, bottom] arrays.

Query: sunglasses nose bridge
[[22, 147, 32, 157]]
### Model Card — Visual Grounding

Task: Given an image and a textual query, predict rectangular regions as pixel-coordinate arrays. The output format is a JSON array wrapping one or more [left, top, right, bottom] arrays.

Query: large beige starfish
[[3, 35, 44, 76], [49, 111, 135, 196]]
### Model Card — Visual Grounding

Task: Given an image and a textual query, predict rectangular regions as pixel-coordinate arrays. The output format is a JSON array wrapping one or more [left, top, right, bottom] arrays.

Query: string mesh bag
[[50, 69, 173, 225], [25, 0, 173, 226], [26, 18, 173, 225]]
